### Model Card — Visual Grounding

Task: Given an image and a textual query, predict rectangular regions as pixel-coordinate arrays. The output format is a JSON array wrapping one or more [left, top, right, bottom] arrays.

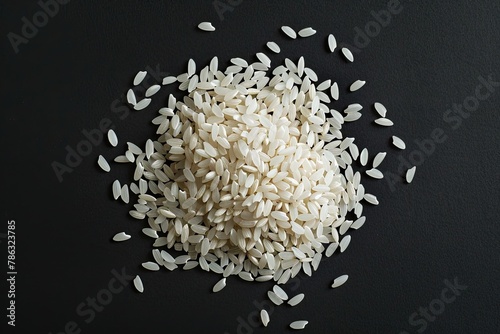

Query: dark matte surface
[[2, 1, 500, 333]]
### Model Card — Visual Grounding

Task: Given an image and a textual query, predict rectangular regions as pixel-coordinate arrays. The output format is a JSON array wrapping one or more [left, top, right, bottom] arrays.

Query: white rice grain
[[127, 89, 136, 105], [406, 166, 416, 183], [231, 57, 248, 67], [392, 135, 406, 149], [256, 53, 271, 68], [342, 47, 354, 62], [129, 210, 145, 220], [298, 27, 316, 37], [273, 285, 288, 300], [372, 152, 386, 168], [290, 320, 308, 330], [188, 59, 196, 77], [198, 22, 215, 31], [331, 274, 349, 288], [339, 235, 351, 252], [328, 34, 337, 52], [133, 275, 144, 293], [142, 262, 160, 271], [266, 41, 280, 53], [145, 85, 161, 97], [142, 228, 158, 239], [212, 278, 226, 292], [330, 82, 339, 100], [162, 76, 177, 85], [161, 250, 175, 263], [366, 168, 384, 179], [183, 261, 199, 270], [364, 193, 379, 205], [134, 98, 152, 111], [114, 155, 129, 163], [112, 180, 121, 200], [120, 185, 130, 203], [288, 293, 305, 306], [260, 309, 270, 327], [239, 272, 254, 282], [97, 155, 110, 172], [360, 148, 368, 166], [374, 118, 394, 126], [127, 142, 142, 155], [325, 242, 338, 257], [133, 71, 147, 86], [267, 291, 283, 305], [112, 232, 130, 242], [374, 102, 387, 117], [350, 80, 366, 92], [107, 129, 118, 147], [351, 217, 366, 230], [281, 26, 297, 39], [145, 139, 154, 159], [344, 104, 363, 113]]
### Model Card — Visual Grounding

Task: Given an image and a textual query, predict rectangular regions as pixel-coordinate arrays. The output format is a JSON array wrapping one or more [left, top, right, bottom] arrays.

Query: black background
[[2, 1, 500, 333]]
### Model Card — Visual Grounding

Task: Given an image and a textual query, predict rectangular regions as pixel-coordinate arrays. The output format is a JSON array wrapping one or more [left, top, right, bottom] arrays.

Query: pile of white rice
[[100, 23, 413, 327]]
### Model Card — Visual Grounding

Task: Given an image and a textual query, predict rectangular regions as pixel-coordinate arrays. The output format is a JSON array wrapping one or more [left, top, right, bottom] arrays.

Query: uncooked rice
[[290, 320, 308, 330], [392, 135, 406, 149], [145, 85, 161, 97], [344, 104, 363, 113], [198, 22, 215, 31], [406, 166, 416, 183], [351, 216, 366, 229], [112, 232, 131, 242], [112, 180, 121, 199], [288, 293, 305, 306], [142, 228, 158, 239], [350, 80, 366, 92], [374, 118, 394, 126], [134, 98, 152, 111], [366, 168, 384, 179], [183, 261, 199, 270], [273, 285, 288, 300], [330, 82, 339, 100], [114, 155, 129, 163], [97, 155, 110, 172], [142, 262, 160, 271], [133, 275, 144, 292], [372, 152, 386, 168], [127, 89, 136, 105], [103, 23, 414, 328], [266, 41, 281, 53], [114, 53, 384, 285], [325, 242, 338, 257], [133, 71, 147, 86], [107, 129, 118, 147], [120, 184, 129, 203], [212, 277, 226, 292], [328, 34, 337, 53], [363, 193, 379, 205], [298, 27, 316, 37], [339, 235, 351, 252], [260, 309, 270, 327], [374, 102, 387, 117], [360, 148, 368, 166], [162, 76, 177, 85], [281, 25, 297, 39], [268, 291, 283, 305], [331, 274, 348, 288], [342, 47, 354, 62]]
